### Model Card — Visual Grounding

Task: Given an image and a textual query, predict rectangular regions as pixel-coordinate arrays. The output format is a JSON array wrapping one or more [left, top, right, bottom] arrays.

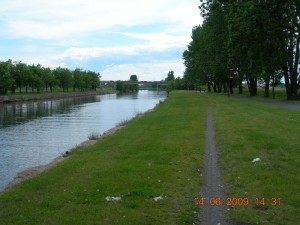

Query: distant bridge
[[101, 81, 168, 91], [124, 81, 168, 91]]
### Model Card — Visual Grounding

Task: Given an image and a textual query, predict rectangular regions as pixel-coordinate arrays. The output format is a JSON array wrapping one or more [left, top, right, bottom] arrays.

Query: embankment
[[0, 90, 115, 103], [0, 91, 208, 225]]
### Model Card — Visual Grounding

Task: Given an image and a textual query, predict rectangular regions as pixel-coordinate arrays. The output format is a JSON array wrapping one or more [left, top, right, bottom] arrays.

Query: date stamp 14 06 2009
[[194, 197, 281, 207]]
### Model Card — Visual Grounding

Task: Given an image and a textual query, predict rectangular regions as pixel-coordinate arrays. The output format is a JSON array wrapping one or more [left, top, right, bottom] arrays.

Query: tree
[[183, 1, 229, 93], [41, 67, 55, 92], [116, 80, 125, 92], [280, 1, 300, 100], [28, 64, 45, 92], [53, 67, 73, 92], [89, 71, 100, 90], [73, 68, 84, 91], [130, 74, 138, 82], [12, 61, 31, 93], [165, 71, 175, 82], [184, 0, 299, 100], [0, 60, 13, 94]]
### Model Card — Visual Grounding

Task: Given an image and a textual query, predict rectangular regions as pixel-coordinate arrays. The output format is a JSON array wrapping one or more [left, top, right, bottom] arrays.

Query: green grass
[[0, 91, 209, 225], [237, 87, 288, 101], [211, 94, 300, 224], [1, 91, 299, 224]]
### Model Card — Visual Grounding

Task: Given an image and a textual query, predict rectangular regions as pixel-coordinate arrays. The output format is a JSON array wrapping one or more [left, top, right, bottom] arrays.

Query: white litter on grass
[[105, 196, 121, 202], [252, 158, 261, 163], [153, 196, 164, 201]]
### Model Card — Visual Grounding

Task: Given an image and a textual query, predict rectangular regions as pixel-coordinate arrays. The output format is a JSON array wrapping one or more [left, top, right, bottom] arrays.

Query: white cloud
[[56, 31, 190, 62], [1, 0, 201, 40], [101, 60, 185, 81], [0, 0, 202, 80]]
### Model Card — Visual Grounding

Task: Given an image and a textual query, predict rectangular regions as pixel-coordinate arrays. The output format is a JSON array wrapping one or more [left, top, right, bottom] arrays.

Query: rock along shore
[[0, 91, 113, 103]]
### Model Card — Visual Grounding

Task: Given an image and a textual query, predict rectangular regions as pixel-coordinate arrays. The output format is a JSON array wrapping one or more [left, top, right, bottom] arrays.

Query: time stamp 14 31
[[194, 197, 281, 207]]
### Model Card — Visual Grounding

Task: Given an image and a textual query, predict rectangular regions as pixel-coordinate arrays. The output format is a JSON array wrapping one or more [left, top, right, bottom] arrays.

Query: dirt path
[[199, 111, 227, 225]]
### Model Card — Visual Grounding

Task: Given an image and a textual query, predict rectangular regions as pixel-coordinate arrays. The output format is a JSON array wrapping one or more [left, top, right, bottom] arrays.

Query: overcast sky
[[0, 0, 202, 81]]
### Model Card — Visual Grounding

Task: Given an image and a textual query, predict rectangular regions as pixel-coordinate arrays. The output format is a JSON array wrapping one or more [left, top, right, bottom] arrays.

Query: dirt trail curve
[[199, 111, 228, 225]]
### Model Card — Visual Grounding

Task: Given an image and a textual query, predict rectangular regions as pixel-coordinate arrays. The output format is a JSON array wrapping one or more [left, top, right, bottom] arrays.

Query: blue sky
[[0, 0, 202, 81]]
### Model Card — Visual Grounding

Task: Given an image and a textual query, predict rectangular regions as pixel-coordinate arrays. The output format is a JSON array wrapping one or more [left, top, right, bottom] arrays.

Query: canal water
[[0, 90, 166, 191]]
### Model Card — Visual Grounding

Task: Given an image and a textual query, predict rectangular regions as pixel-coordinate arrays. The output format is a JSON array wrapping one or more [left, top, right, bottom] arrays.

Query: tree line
[[0, 60, 101, 94], [182, 0, 300, 100], [115, 75, 139, 93]]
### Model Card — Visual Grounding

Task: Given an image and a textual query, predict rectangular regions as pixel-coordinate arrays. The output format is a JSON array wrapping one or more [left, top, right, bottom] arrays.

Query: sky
[[0, 0, 202, 81]]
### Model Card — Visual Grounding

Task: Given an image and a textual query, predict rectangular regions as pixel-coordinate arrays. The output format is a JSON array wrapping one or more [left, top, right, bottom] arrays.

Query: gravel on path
[[199, 111, 228, 225]]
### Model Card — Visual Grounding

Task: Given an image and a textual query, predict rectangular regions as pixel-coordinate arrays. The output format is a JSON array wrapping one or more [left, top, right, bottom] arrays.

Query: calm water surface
[[0, 90, 166, 191]]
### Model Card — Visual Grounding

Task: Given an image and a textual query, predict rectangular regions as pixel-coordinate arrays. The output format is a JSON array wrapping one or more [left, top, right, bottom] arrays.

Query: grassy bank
[[0, 92, 209, 224], [1, 92, 299, 224], [239, 88, 288, 101], [212, 94, 300, 224]]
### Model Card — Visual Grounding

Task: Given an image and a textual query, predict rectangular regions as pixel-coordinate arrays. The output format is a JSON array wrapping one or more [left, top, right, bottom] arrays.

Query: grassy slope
[[239, 88, 288, 101], [212, 94, 300, 224], [1, 92, 299, 225], [0, 92, 209, 225]]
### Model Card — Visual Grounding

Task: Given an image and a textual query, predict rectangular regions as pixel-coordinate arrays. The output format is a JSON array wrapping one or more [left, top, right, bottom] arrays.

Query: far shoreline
[[0, 89, 116, 104]]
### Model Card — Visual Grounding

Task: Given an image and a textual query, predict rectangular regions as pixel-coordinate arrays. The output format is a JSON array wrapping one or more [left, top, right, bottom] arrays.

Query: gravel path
[[199, 111, 228, 225]]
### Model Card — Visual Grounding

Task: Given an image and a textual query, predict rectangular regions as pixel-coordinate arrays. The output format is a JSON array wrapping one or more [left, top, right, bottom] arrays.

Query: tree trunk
[[217, 82, 222, 93], [283, 65, 292, 99], [213, 83, 217, 93], [249, 77, 257, 96], [223, 84, 227, 93], [207, 82, 212, 92], [229, 78, 234, 94], [264, 77, 270, 98], [238, 79, 243, 95]]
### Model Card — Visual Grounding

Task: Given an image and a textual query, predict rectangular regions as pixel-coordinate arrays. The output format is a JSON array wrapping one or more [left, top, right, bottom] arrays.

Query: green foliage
[[165, 71, 175, 82], [184, 0, 300, 100], [0, 60, 101, 94], [165, 71, 184, 93], [130, 74, 138, 82], [166, 81, 175, 95], [116, 77, 139, 93], [53, 67, 73, 92], [0, 60, 14, 94]]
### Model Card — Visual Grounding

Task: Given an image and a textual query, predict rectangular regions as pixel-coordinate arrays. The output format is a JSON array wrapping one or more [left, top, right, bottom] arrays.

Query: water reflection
[[0, 96, 99, 127], [0, 91, 166, 191]]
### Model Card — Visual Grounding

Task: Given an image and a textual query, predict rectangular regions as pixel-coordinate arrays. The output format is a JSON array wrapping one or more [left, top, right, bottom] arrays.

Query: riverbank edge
[[0, 90, 116, 103], [3, 107, 155, 192]]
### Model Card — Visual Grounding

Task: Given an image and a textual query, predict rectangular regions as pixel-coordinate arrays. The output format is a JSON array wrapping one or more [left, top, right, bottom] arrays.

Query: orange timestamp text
[[194, 197, 281, 207]]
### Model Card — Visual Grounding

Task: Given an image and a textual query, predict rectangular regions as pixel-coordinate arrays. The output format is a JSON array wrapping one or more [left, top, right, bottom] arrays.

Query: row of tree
[[0, 60, 101, 94], [183, 0, 300, 100]]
